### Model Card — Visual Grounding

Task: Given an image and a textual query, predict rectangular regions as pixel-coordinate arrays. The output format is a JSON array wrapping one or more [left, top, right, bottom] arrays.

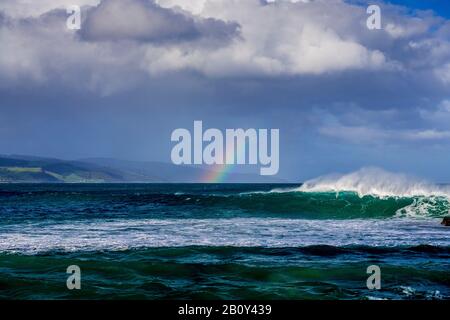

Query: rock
[[441, 217, 450, 226]]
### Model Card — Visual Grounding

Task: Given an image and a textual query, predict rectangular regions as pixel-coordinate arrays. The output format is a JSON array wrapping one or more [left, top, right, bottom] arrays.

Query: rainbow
[[201, 140, 246, 183], [202, 164, 234, 183]]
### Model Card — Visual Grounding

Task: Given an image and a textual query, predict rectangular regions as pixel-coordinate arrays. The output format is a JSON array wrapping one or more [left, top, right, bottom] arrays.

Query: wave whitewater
[[296, 167, 450, 198], [264, 167, 450, 218], [1, 217, 449, 254]]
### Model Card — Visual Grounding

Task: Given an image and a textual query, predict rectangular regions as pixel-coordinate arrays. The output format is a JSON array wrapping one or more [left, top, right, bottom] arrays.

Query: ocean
[[0, 182, 448, 300]]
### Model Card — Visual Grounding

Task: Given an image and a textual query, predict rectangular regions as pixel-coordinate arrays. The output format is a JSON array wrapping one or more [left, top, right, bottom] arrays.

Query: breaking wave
[[263, 168, 450, 218], [295, 167, 450, 198]]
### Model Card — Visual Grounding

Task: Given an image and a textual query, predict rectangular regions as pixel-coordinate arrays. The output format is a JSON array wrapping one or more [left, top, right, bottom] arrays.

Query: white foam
[[296, 167, 450, 198], [0, 217, 448, 254], [395, 197, 441, 217]]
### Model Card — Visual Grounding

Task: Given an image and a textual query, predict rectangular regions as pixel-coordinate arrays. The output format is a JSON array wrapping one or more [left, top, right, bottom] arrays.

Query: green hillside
[[0, 156, 125, 183]]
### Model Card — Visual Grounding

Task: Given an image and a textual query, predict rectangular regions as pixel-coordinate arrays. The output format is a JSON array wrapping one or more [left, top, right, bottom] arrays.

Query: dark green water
[[0, 184, 449, 299]]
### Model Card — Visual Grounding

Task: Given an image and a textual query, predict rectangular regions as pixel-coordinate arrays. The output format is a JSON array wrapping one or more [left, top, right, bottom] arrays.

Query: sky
[[0, 0, 450, 182]]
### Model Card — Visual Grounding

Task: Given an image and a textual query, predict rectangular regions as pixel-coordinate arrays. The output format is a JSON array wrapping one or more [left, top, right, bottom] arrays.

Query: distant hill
[[0, 155, 125, 183], [0, 155, 286, 183]]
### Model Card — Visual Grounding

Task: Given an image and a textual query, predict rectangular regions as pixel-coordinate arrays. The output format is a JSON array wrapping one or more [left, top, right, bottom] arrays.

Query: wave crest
[[296, 167, 450, 199]]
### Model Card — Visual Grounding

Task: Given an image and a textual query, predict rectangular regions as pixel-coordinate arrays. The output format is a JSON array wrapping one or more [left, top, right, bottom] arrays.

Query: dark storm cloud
[[80, 0, 240, 43]]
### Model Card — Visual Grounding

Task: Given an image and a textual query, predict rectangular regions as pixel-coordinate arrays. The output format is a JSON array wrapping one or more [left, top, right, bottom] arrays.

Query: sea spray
[[297, 167, 450, 198]]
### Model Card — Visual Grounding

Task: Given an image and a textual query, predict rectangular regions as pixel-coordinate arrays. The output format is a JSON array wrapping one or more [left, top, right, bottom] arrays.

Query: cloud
[[80, 0, 239, 43], [315, 100, 450, 145], [319, 125, 390, 143], [419, 100, 450, 128], [0, 0, 99, 18], [403, 129, 450, 140], [0, 0, 449, 92], [319, 124, 450, 143], [1, 0, 450, 181], [155, 0, 390, 75], [436, 63, 450, 84]]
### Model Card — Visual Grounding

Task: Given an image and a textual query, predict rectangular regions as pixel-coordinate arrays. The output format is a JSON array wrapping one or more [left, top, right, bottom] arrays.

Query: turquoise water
[[0, 183, 449, 299]]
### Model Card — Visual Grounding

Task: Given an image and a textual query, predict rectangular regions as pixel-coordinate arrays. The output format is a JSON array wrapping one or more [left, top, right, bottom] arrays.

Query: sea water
[[0, 181, 448, 299]]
